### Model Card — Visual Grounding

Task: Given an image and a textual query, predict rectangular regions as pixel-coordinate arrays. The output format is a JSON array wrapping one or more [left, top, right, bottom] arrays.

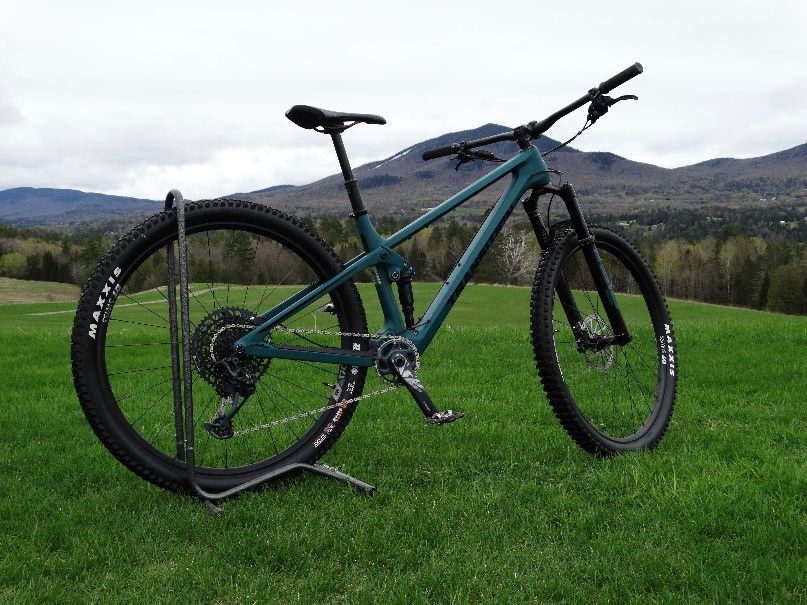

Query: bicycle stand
[[163, 190, 375, 516]]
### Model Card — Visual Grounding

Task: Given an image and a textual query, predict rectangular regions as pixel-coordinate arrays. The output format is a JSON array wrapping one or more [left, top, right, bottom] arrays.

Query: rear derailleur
[[190, 307, 268, 440], [204, 355, 257, 440]]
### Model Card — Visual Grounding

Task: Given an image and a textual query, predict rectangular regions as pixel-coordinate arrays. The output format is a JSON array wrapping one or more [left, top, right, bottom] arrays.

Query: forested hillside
[[1, 215, 804, 315], [1, 124, 805, 314]]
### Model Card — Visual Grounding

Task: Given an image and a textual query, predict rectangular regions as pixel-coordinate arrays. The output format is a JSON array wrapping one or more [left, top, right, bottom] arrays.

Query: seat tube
[[558, 184, 631, 343], [330, 132, 366, 216]]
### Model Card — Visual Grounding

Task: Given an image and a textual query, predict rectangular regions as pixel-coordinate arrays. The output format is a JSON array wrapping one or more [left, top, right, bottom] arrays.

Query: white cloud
[[0, 0, 805, 196], [0, 88, 22, 127]]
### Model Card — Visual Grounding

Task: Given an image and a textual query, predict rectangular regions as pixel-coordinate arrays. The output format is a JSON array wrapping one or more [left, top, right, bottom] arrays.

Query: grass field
[[0, 282, 805, 603], [0, 277, 80, 304]]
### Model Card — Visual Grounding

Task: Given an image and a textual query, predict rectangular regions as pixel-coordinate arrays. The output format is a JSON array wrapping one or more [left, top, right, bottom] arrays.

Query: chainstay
[[273, 326, 420, 385], [230, 325, 405, 437]]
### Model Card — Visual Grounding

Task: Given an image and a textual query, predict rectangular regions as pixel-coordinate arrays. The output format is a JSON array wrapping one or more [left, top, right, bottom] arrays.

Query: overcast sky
[[1, 0, 805, 199]]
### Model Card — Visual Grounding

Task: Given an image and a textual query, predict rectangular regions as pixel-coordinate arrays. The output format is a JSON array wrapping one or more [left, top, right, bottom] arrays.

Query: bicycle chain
[[231, 383, 400, 437], [230, 326, 415, 437]]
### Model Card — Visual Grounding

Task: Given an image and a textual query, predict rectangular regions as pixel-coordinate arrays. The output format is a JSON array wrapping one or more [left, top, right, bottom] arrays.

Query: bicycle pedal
[[424, 410, 464, 425]]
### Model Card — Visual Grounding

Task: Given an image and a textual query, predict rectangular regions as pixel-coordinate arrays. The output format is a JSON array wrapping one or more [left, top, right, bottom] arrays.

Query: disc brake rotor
[[581, 314, 615, 372]]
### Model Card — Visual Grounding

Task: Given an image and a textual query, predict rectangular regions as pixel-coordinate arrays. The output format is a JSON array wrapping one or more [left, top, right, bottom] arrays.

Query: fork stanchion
[[163, 190, 375, 516]]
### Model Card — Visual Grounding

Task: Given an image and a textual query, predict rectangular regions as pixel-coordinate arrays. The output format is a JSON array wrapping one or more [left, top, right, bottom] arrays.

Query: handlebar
[[421, 131, 515, 161], [421, 144, 462, 161], [421, 62, 643, 161], [598, 62, 643, 94]]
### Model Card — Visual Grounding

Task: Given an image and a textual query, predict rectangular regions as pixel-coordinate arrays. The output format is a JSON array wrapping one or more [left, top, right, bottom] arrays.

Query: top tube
[[384, 145, 549, 249]]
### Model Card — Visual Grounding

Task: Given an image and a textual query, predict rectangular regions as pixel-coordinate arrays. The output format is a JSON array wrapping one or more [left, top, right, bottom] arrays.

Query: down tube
[[409, 169, 541, 351]]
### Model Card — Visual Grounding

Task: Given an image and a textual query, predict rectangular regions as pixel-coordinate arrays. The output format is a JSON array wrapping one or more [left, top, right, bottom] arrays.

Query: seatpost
[[330, 132, 367, 216]]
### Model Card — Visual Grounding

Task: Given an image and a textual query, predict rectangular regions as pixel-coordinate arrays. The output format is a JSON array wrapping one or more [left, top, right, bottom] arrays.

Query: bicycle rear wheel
[[531, 227, 677, 454], [71, 199, 368, 493]]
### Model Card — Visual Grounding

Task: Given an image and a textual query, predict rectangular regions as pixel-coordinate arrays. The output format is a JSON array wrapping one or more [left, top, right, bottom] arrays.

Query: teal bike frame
[[234, 142, 553, 367]]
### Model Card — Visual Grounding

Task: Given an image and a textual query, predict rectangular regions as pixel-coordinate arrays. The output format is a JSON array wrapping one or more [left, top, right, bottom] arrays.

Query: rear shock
[[397, 264, 416, 330]]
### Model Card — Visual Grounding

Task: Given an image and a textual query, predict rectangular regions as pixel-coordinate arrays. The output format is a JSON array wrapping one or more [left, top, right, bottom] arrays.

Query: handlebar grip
[[422, 143, 461, 161], [598, 62, 643, 94]]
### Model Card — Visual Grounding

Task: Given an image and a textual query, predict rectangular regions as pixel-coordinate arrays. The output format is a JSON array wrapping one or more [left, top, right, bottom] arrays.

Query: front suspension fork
[[522, 185, 631, 345]]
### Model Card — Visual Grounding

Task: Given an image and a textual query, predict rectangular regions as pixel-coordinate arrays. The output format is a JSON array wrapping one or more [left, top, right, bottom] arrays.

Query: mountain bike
[[71, 63, 677, 496]]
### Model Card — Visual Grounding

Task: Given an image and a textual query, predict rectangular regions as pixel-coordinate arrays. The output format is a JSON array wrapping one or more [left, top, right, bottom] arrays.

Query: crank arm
[[389, 353, 464, 424], [391, 355, 439, 418]]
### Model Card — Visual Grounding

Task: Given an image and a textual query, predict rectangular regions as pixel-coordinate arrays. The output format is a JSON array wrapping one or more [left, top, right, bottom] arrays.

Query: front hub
[[575, 314, 616, 372]]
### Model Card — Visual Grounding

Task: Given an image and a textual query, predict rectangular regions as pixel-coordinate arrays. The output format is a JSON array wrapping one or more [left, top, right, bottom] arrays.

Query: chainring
[[375, 336, 420, 385]]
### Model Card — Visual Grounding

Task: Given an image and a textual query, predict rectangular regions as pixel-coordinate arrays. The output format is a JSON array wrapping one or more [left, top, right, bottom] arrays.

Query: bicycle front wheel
[[531, 227, 677, 454], [71, 199, 368, 493]]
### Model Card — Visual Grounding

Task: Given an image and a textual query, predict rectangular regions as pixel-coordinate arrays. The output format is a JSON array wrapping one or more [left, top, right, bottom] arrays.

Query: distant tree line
[[299, 214, 807, 315], [636, 233, 806, 315], [590, 204, 807, 242], [1, 214, 805, 315]]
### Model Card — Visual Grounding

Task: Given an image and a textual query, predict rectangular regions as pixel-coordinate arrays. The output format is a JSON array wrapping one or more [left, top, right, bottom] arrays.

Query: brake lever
[[453, 145, 506, 170], [587, 93, 638, 124]]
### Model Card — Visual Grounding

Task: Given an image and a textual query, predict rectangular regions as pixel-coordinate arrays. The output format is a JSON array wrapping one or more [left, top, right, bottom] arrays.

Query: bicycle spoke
[[131, 387, 174, 427], [256, 382, 301, 440], [284, 301, 331, 327], [106, 341, 171, 348], [117, 377, 174, 403], [627, 342, 659, 371], [253, 258, 305, 313], [266, 371, 330, 399], [108, 365, 173, 376], [206, 231, 222, 309], [254, 396, 281, 456], [118, 292, 169, 325], [242, 235, 261, 307], [109, 317, 168, 330]]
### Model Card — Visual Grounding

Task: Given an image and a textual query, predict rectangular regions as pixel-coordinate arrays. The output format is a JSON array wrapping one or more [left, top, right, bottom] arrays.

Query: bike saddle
[[285, 105, 386, 130]]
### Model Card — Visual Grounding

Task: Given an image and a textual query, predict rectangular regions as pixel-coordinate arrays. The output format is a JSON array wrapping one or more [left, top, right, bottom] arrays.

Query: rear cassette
[[191, 307, 269, 396]]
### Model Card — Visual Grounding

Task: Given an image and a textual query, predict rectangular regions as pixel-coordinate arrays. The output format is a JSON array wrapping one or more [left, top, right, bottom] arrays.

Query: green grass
[[1, 283, 805, 603], [0, 277, 80, 304]]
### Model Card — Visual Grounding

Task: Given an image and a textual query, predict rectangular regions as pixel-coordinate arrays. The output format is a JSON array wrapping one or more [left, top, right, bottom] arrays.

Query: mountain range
[[0, 188, 161, 226], [1, 124, 805, 227]]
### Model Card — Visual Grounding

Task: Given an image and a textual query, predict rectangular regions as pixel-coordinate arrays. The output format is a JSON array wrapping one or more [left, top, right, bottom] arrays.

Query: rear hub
[[191, 307, 270, 397]]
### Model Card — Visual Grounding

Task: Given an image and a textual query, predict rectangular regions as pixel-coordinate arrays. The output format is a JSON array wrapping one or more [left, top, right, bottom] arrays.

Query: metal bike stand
[[163, 190, 375, 516]]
